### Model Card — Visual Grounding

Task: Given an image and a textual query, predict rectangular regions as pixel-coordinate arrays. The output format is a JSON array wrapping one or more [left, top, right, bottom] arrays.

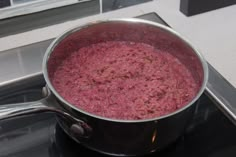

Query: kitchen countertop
[[153, 0, 236, 88], [0, 0, 235, 88]]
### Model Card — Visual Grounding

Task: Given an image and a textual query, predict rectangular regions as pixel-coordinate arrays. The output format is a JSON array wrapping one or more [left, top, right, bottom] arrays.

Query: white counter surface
[[0, 0, 235, 87]]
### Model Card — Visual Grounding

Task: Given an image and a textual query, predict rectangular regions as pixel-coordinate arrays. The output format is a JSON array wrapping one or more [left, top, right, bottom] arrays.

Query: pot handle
[[0, 96, 92, 138], [0, 99, 52, 120]]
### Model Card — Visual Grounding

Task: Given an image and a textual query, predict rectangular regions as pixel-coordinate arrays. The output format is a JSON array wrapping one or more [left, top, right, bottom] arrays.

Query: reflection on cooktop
[[0, 12, 236, 157]]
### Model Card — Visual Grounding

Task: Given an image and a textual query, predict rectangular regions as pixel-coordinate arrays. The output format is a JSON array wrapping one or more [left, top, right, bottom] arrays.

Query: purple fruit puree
[[51, 41, 198, 120]]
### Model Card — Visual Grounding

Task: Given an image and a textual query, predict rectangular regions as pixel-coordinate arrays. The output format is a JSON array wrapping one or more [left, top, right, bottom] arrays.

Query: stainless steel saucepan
[[0, 18, 208, 156]]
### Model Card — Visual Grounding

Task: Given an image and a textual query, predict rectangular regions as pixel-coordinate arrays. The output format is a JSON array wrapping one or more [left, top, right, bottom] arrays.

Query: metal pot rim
[[42, 18, 209, 123]]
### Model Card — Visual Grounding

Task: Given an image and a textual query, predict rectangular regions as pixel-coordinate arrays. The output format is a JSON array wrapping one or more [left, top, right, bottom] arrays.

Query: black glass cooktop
[[0, 13, 236, 157]]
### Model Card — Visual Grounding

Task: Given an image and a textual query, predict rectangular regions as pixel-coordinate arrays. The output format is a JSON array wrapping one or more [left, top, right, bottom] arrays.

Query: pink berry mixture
[[51, 41, 198, 120]]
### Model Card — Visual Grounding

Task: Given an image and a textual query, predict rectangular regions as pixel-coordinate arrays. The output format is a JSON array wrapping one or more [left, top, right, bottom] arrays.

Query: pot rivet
[[70, 124, 85, 137]]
